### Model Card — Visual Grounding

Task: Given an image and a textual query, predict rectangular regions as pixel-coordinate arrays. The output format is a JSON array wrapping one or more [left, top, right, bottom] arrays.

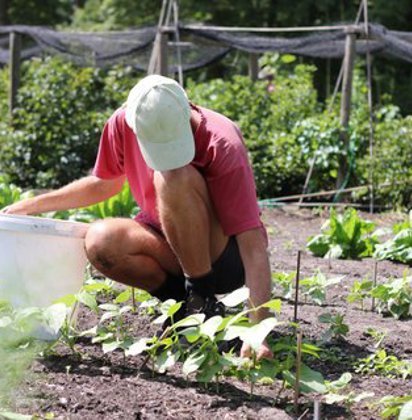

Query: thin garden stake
[[294, 331, 303, 415], [293, 250, 301, 324], [371, 260, 378, 312], [314, 399, 322, 420], [131, 287, 136, 311]]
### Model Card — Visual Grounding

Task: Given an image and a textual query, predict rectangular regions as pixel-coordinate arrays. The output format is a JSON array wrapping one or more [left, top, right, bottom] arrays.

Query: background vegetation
[[0, 0, 411, 207]]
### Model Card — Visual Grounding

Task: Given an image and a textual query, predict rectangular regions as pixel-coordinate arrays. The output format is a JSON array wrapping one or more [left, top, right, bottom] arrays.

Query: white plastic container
[[0, 214, 89, 308]]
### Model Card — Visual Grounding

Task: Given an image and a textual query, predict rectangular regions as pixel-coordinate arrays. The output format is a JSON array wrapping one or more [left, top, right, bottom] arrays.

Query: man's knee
[[84, 219, 124, 271]]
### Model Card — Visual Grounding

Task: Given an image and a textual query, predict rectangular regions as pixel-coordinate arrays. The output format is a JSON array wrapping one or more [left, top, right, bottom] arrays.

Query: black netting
[[0, 23, 412, 69]]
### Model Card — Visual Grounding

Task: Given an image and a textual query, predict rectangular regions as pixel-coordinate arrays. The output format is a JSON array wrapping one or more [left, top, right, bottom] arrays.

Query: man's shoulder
[[107, 106, 127, 125]]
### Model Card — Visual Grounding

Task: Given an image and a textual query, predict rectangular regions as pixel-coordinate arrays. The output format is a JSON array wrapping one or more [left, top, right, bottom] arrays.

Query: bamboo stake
[[371, 260, 378, 312], [294, 331, 303, 415], [314, 399, 322, 420], [293, 251, 302, 324]]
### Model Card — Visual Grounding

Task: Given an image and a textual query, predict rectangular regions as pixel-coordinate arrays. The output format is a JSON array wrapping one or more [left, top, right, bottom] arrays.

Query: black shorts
[[138, 217, 245, 301], [158, 236, 245, 301]]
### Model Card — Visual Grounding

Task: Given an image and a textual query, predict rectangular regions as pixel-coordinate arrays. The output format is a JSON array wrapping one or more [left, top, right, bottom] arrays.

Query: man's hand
[[1, 202, 31, 215], [240, 340, 274, 360]]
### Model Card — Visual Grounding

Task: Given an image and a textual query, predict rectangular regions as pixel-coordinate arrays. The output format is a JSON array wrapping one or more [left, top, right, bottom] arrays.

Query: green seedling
[[318, 312, 349, 341], [356, 349, 412, 379], [272, 272, 295, 300], [307, 208, 379, 259], [364, 327, 386, 348], [370, 271, 412, 319], [300, 270, 344, 305], [347, 278, 374, 310], [81, 302, 133, 355], [378, 395, 412, 419]]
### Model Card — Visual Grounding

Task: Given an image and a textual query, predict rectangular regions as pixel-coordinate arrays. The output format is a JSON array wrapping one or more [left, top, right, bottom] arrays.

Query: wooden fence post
[[337, 28, 356, 191], [159, 28, 168, 76], [248, 53, 259, 81]]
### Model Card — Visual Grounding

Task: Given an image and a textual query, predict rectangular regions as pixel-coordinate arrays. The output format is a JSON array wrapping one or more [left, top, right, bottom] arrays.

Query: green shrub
[[0, 58, 139, 190], [357, 110, 412, 208], [187, 65, 318, 198]]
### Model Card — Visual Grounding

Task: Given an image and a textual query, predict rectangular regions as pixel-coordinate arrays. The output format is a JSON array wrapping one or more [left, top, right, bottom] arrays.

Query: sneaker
[[186, 290, 225, 319]]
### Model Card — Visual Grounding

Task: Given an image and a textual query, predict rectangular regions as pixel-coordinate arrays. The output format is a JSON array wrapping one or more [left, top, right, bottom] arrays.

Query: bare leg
[[154, 165, 228, 278], [84, 218, 180, 293]]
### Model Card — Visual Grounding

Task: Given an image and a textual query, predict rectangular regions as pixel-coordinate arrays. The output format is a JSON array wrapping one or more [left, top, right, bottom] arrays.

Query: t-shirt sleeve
[[207, 163, 262, 237], [92, 111, 125, 179]]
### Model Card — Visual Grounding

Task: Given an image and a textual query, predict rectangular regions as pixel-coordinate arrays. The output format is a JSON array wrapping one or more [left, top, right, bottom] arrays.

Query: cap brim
[[138, 118, 195, 171]]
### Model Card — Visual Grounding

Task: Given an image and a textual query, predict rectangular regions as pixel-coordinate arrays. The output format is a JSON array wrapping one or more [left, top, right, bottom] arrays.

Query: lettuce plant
[[370, 273, 412, 319], [307, 208, 379, 259]]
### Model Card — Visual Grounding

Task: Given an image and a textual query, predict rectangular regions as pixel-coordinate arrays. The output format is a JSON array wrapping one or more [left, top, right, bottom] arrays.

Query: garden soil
[[11, 207, 412, 419]]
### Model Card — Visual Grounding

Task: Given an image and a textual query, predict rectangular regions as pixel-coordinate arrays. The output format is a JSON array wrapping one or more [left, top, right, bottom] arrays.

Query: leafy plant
[[307, 208, 379, 259], [67, 182, 139, 222], [318, 312, 349, 341], [374, 224, 412, 264], [0, 175, 33, 209], [370, 272, 412, 319], [271, 272, 295, 300], [300, 270, 344, 305], [378, 395, 412, 419], [323, 372, 374, 412], [356, 349, 412, 379], [347, 278, 374, 310]]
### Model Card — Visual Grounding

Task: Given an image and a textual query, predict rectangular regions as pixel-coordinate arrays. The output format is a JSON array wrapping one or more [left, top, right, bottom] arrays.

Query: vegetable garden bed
[[4, 207, 412, 420]]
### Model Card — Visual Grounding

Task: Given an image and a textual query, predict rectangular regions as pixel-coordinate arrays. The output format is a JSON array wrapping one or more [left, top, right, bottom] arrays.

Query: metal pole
[[9, 31, 21, 121], [337, 29, 356, 191]]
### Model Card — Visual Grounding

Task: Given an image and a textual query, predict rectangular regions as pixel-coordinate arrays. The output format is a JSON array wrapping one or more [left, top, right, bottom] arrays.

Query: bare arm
[[236, 227, 272, 322], [1, 175, 126, 215], [237, 227, 273, 359]]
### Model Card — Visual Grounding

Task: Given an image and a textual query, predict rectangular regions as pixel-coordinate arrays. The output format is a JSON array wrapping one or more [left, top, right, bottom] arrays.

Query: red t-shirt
[[93, 105, 263, 237]]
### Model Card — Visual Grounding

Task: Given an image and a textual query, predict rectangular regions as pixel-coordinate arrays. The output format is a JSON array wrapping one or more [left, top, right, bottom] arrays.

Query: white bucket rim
[[0, 214, 89, 238]]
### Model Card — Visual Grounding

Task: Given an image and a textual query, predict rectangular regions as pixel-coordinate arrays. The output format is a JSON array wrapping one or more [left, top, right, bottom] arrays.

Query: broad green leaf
[[167, 301, 183, 318], [0, 412, 33, 420], [77, 292, 98, 311], [281, 54, 296, 63], [283, 364, 327, 394], [53, 293, 76, 307], [200, 315, 223, 340], [155, 350, 180, 374], [261, 299, 282, 313], [98, 303, 118, 312], [115, 289, 131, 303], [327, 372, 352, 390], [153, 314, 168, 325], [173, 313, 205, 329], [0, 316, 12, 328], [222, 325, 249, 341], [179, 326, 201, 343], [182, 350, 207, 376], [399, 400, 412, 420], [241, 317, 279, 351], [43, 303, 68, 334], [219, 287, 250, 307], [102, 339, 121, 353], [196, 362, 222, 383], [100, 311, 117, 323], [119, 306, 132, 315]]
